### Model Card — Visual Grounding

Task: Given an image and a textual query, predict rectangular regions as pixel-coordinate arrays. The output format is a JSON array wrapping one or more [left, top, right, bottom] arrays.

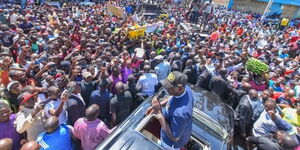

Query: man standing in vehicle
[[148, 71, 194, 150]]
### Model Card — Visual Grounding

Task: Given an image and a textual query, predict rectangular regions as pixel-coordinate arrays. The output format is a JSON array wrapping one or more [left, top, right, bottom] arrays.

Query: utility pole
[[261, 0, 273, 22]]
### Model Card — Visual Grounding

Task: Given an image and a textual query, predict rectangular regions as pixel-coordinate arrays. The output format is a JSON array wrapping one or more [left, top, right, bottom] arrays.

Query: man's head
[[115, 82, 124, 95], [249, 89, 258, 100], [47, 62, 57, 76], [241, 82, 252, 93], [17, 92, 36, 109], [275, 77, 284, 86], [85, 104, 99, 121], [83, 72, 93, 83], [264, 99, 276, 112], [261, 89, 272, 102], [47, 86, 60, 100], [284, 89, 295, 100], [7, 81, 22, 95], [155, 55, 164, 63], [20, 141, 40, 150], [66, 81, 80, 94], [275, 130, 298, 150], [0, 100, 12, 123], [143, 65, 151, 73], [185, 59, 193, 67], [218, 68, 228, 78], [161, 71, 187, 96], [61, 61, 71, 73], [111, 66, 120, 76], [99, 79, 108, 91], [127, 74, 135, 83], [44, 116, 59, 133], [0, 138, 13, 150]]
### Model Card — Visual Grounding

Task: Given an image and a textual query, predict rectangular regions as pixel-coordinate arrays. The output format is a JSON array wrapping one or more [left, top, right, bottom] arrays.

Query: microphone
[[156, 90, 166, 101]]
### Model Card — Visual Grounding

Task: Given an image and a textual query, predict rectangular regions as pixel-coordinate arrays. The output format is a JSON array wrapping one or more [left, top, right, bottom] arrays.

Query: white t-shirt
[[9, 14, 18, 24], [203, 1, 213, 14], [137, 73, 158, 96], [44, 100, 68, 125]]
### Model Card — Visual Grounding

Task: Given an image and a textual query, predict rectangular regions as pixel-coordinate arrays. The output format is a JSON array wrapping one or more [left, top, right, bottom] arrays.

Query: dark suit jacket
[[66, 94, 86, 126]]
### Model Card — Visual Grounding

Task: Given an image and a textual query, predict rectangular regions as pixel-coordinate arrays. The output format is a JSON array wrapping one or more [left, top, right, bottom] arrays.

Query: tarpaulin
[[257, 0, 300, 6]]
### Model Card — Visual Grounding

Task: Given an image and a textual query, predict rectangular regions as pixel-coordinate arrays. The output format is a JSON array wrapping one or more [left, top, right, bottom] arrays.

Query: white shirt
[[137, 73, 158, 96], [203, 1, 213, 14], [15, 105, 46, 141], [44, 100, 68, 125], [9, 13, 18, 24]]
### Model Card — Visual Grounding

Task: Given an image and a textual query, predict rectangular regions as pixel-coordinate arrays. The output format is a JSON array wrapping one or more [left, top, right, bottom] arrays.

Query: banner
[[107, 3, 125, 18], [146, 22, 164, 33], [128, 28, 146, 39], [213, 0, 229, 7]]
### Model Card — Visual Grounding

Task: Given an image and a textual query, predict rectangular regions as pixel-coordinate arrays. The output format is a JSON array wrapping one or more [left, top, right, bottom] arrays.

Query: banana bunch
[[245, 58, 269, 75]]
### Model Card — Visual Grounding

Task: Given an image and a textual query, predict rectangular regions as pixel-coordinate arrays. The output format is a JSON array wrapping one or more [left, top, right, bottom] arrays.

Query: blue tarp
[[269, 2, 282, 15], [257, 0, 300, 6]]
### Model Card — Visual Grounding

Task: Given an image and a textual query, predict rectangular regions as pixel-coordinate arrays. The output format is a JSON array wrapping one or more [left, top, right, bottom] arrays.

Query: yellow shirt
[[282, 108, 300, 127], [281, 18, 289, 26]]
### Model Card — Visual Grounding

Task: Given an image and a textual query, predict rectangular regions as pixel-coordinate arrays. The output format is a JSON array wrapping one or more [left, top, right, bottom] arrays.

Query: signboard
[[146, 22, 164, 33], [107, 3, 125, 18], [213, 0, 229, 7]]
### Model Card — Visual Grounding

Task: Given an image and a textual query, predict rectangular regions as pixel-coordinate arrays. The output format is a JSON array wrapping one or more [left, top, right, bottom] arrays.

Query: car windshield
[[191, 85, 234, 134], [193, 109, 228, 139]]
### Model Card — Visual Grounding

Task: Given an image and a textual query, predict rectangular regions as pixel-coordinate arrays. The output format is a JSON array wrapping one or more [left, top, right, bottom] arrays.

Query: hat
[[7, 81, 20, 92], [0, 100, 10, 110], [61, 61, 71, 68], [83, 72, 92, 79], [17, 92, 35, 106], [154, 55, 164, 61], [161, 71, 187, 89]]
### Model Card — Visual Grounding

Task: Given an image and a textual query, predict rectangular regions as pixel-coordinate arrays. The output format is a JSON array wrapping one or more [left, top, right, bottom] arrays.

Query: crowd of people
[[0, 0, 300, 149]]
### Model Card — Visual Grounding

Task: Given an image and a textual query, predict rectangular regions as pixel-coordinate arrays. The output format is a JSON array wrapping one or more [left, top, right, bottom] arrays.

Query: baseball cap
[[161, 71, 187, 89], [17, 92, 35, 106], [83, 72, 92, 79], [7, 81, 20, 92]]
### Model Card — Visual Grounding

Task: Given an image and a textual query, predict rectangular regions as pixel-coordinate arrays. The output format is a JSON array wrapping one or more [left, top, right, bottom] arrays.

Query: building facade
[[229, 0, 300, 18]]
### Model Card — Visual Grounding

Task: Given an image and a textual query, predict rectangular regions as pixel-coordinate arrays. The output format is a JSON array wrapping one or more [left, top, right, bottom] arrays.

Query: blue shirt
[[268, 80, 283, 92], [161, 86, 194, 148], [279, 53, 289, 59], [276, 95, 293, 106], [125, 6, 133, 14], [37, 125, 74, 150]]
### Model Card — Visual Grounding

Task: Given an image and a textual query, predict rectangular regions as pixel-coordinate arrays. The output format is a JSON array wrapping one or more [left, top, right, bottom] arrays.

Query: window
[[136, 114, 210, 150], [136, 115, 161, 144], [184, 136, 210, 150]]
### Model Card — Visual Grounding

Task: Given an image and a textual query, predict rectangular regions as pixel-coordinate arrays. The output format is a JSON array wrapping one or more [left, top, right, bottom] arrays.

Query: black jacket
[[66, 94, 86, 126], [234, 95, 254, 134], [228, 84, 247, 110]]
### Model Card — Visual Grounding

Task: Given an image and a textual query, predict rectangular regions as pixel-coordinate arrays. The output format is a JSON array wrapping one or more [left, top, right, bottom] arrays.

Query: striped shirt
[[252, 110, 292, 137]]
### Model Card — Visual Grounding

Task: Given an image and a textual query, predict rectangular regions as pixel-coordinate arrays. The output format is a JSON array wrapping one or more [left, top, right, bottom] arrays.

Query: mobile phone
[[62, 86, 75, 98]]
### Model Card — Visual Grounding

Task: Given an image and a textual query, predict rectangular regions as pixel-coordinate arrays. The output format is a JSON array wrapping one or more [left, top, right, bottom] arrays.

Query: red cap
[[19, 93, 35, 105]]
